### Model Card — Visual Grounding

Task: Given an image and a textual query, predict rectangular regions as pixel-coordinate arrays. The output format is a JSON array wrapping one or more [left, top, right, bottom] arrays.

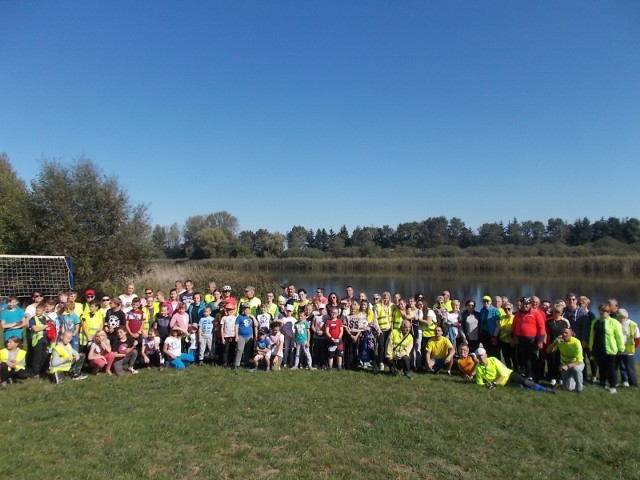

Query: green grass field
[[1, 367, 638, 479]]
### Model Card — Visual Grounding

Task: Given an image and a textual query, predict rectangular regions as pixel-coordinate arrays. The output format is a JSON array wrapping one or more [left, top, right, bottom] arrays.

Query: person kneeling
[[0, 336, 29, 388], [385, 320, 414, 380], [425, 326, 455, 375], [49, 331, 87, 384], [251, 330, 272, 372], [546, 325, 584, 393]]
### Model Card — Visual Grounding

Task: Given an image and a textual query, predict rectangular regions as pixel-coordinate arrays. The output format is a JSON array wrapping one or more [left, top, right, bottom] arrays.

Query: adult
[[479, 295, 501, 358], [545, 304, 569, 386], [238, 286, 262, 317], [474, 347, 555, 394], [119, 283, 137, 314], [498, 303, 516, 370], [546, 325, 584, 393], [459, 299, 481, 352], [178, 279, 195, 310], [372, 292, 393, 371], [425, 326, 455, 375], [617, 308, 639, 387], [385, 320, 414, 379], [588, 304, 624, 393], [220, 286, 237, 312], [511, 297, 546, 381]]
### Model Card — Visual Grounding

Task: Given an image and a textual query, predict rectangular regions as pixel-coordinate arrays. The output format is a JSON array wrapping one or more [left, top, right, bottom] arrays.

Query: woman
[[445, 299, 462, 353], [578, 295, 598, 382], [326, 292, 340, 312], [460, 299, 481, 353], [588, 304, 624, 393], [545, 304, 569, 386], [88, 330, 115, 375], [498, 303, 516, 370], [410, 298, 424, 370]]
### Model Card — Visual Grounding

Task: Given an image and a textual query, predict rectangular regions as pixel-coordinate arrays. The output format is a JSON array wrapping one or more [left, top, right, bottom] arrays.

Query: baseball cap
[[285, 304, 294, 311]]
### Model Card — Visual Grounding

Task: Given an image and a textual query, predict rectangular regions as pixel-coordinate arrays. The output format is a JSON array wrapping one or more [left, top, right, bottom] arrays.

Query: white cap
[[285, 304, 294, 311]]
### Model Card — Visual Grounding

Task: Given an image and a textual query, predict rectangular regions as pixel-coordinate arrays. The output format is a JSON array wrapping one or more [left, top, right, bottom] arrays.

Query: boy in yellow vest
[[0, 336, 29, 388], [49, 331, 87, 384]]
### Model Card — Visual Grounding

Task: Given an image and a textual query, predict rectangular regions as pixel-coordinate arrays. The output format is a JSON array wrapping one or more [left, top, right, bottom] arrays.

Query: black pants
[[221, 338, 236, 366], [30, 342, 50, 376], [377, 330, 391, 365], [0, 363, 30, 383], [312, 337, 327, 367], [499, 341, 517, 370], [517, 337, 539, 380], [594, 351, 617, 388]]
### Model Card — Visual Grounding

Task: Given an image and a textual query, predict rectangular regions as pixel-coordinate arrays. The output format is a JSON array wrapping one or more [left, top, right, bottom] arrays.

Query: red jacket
[[512, 310, 545, 342]]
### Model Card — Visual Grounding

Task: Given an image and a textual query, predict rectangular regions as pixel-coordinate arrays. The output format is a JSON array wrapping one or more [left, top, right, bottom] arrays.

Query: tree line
[[154, 214, 640, 260], [2, 154, 639, 289]]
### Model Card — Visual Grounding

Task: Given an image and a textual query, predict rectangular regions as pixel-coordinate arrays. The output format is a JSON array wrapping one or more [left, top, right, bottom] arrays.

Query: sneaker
[[446, 370, 452, 376], [404, 372, 413, 380], [265, 367, 270, 372], [290, 365, 298, 370], [550, 379, 557, 387], [249, 368, 258, 372], [608, 388, 617, 394], [591, 377, 598, 383], [309, 366, 317, 371], [379, 363, 385, 371], [72, 373, 88, 381], [52, 372, 65, 384], [389, 364, 399, 376], [623, 381, 630, 387], [128, 368, 139, 375]]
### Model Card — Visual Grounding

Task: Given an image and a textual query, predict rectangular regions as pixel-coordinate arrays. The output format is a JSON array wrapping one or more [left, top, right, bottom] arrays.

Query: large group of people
[[0, 281, 637, 395]]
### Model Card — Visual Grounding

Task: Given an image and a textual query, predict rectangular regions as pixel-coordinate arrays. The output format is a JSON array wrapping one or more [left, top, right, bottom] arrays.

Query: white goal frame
[[0, 255, 74, 299]]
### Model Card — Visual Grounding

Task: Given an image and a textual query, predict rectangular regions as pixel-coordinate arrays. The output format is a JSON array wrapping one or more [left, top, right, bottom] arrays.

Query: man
[[204, 281, 218, 305], [479, 295, 501, 358], [562, 292, 591, 382], [425, 326, 455, 375], [385, 320, 414, 379], [238, 286, 261, 317], [433, 291, 453, 312], [546, 325, 584, 393], [221, 285, 237, 312], [512, 297, 546, 381], [179, 280, 195, 309], [474, 347, 554, 394], [344, 285, 356, 305], [455, 343, 476, 381]]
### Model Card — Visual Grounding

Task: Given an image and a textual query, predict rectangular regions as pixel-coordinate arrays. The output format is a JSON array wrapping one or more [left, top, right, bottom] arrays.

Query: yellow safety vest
[[375, 304, 391, 331], [0, 348, 27, 370], [624, 321, 638, 354]]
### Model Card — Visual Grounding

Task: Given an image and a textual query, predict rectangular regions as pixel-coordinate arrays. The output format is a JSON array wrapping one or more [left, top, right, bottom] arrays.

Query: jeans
[[618, 354, 637, 386], [168, 353, 195, 370]]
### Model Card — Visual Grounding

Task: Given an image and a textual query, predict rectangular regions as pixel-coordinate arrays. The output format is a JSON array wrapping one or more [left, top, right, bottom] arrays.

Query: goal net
[[0, 255, 74, 299]]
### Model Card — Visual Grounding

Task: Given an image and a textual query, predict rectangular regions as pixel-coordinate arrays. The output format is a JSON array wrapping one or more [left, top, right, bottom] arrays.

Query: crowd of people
[[0, 280, 637, 394]]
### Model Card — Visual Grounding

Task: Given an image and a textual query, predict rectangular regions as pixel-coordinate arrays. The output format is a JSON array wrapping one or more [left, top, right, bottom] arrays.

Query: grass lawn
[[1, 367, 638, 479]]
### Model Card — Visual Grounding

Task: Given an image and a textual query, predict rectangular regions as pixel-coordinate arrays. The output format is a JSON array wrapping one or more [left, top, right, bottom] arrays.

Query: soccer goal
[[0, 255, 74, 299]]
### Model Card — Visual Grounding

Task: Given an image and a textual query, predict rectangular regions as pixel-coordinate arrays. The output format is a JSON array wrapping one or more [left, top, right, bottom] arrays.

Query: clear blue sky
[[2, 1, 639, 235]]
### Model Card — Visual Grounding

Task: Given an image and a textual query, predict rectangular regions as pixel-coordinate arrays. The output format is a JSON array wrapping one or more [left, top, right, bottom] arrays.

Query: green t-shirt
[[556, 336, 583, 365]]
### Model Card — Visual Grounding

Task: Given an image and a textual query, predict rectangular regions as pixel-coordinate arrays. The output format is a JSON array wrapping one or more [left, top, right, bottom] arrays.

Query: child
[[0, 336, 29, 387], [163, 327, 195, 370], [125, 297, 145, 341], [80, 300, 104, 350], [88, 330, 116, 375], [154, 304, 172, 348], [1, 296, 26, 343], [269, 322, 285, 371], [60, 300, 81, 352], [359, 325, 376, 370], [141, 329, 163, 370], [49, 331, 87, 384], [28, 303, 51, 378], [292, 311, 314, 370], [169, 303, 189, 351], [251, 330, 272, 372], [220, 303, 237, 367], [256, 303, 273, 335], [105, 298, 126, 346], [198, 306, 215, 366], [187, 324, 199, 360], [112, 326, 139, 375]]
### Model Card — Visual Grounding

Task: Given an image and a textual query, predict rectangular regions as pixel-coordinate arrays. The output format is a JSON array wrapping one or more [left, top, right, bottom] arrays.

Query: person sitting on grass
[[88, 330, 115, 375], [251, 330, 272, 372], [385, 320, 414, 379], [141, 328, 164, 371], [546, 325, 585, 393], [163, 326, 195, 370], [425, 326, 455, 375], [474, 347, 555, 394], [0, 336, 29, 388], [112, 326, 139, 376], [455, 343, 476, 381], [49, 331, 87, 384]]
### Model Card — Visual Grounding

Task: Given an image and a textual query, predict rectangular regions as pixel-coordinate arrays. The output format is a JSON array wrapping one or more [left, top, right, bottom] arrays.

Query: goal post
[[0, 255, 74, 299]]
